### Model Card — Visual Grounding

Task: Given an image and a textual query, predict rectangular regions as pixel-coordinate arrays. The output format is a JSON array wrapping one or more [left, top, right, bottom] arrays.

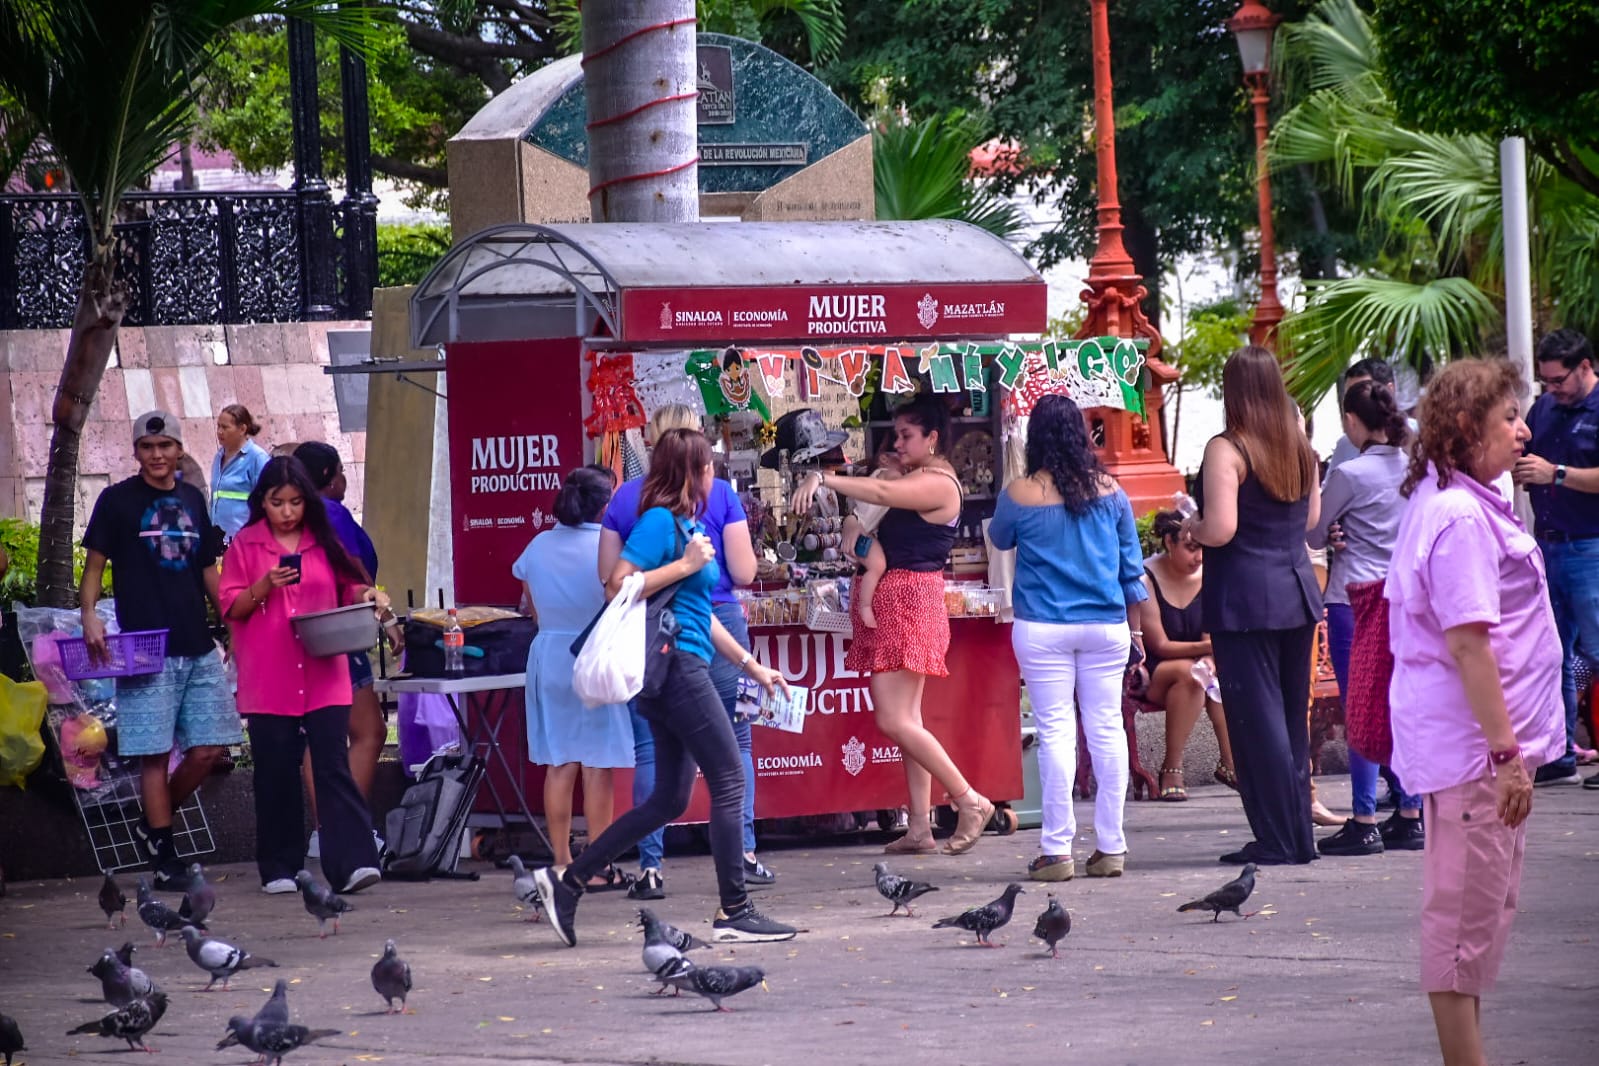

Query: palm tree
[[1267, 0, 1599, 404], [873, 114, 1029, 241], [0, 1, 375, 607]]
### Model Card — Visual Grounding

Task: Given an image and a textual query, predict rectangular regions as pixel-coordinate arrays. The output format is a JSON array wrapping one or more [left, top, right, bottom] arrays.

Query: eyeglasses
[[1539, 366, 1579, 389]]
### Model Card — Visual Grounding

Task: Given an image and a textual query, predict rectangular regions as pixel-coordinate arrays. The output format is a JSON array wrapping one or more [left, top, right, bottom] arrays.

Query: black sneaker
[[1534, 762, 1582, 787], [1379, 812, 1425, 851], [627, 868, 664, 901], [1317, 819, 1383, 857], [713, 902, 797, 943], [1583, 771, 1599, 791], [531, 866, 578, 947], [742, 858, 777, 887], [149, 856, 192, 892], [133, 819, 155, 859]]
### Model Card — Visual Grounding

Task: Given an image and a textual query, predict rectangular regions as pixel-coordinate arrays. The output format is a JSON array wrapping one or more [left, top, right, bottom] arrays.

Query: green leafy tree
[[1374, 0, 1599, 195], [822, 0, 1331, 327], [1269, 0, 1599, 404], [377, 222, 453, 288], [0, 0, 376, 608]]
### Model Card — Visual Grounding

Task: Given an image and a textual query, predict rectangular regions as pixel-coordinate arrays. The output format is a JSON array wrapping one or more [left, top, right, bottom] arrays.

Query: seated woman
[[1138, 510, 1237, 800]]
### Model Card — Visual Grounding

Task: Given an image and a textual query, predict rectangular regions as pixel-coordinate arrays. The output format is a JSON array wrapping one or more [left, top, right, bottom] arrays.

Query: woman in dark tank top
[[1136, 510, 1236, 800], [1184, 346, 1324, 867]]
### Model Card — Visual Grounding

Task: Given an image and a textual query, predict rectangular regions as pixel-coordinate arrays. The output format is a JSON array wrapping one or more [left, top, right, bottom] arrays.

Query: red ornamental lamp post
[[1228, 0, 1285, 351], [1077, 0, 1183, 510]]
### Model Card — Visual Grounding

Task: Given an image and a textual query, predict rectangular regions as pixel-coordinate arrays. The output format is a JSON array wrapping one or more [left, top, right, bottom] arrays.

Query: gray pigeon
[[931, 883, 1024, 947], [873, 862, 939, 917], [136, 875, 198, 946], [88, 948, 156, 1006], [113, 940, 139, 968], [638, 908, 709, 994], [177, 863, 216, 925], [638, 907, 709, 952], [1032, 894, 1072, 959], [178, 925, 277, 992], [217, 1016, 340, 1065], [98, 871, 128, 929], [294, 870, 354, 938], [1178, 863, 1258, 923], [217, 979, 290, 1054], [0, 1012, 23, 1066], [67, 990, 168, 1052], [506, 855, 541, 921], [371, 939, 413, 1014], [660, 960, 767, 1012]]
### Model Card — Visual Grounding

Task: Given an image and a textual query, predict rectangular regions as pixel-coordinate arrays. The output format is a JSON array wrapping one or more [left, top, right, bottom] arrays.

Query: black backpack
[[381, 751, 484, 881]]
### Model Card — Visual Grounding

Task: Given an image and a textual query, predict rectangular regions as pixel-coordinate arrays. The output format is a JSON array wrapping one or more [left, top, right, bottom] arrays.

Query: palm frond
[[1279, 276, 1499, 405], [1275, 0, 1377, 103], [743, 0, 845, 63], [872, 114, 1027, 241], [1367, 132, 1499, 272]]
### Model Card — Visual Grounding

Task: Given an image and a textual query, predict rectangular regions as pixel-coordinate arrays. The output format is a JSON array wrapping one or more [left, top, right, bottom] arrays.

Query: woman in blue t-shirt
[[532, 429, 798, 947]]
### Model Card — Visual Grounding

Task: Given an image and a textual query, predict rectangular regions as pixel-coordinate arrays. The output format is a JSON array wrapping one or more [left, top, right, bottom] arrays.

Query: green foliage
[[1374, 0, 1599, 192], [550, 0, 846, 64], [873, 114, 1028, 241], [1169, 300, 1250, 399], [196, 17, 485, 211], [1135, 509, 1162, 560], [0, 519, 111, 607], [376, 222, 453, 288], [0, 1, 377, 256]]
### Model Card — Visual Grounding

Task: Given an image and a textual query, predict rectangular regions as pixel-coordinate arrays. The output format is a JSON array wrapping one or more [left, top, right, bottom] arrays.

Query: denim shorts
[[115, 651, 243, 756], [349, 650, 374, 691]]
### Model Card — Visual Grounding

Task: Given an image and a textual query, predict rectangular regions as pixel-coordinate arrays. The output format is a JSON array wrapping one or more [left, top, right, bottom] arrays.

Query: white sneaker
[[262, 878, 297, 895], [306, 830, 320, 859], [343, 866, 382, 893]]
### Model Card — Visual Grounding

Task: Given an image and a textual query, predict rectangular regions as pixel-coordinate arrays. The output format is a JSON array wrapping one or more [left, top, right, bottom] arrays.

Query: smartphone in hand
[[279, 553, 302, 585]]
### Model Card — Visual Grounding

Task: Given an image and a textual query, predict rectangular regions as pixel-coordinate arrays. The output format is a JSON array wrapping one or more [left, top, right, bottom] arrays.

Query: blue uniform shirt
[[1526, 386, 1599, 539]]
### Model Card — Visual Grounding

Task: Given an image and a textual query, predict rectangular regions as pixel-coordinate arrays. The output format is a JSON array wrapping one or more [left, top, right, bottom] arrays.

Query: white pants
[[1012, 619, 1131, 857]]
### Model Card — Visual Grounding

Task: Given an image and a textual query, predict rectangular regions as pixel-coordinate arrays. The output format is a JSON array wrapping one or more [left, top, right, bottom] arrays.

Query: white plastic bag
[[572, 572, 646, 707]]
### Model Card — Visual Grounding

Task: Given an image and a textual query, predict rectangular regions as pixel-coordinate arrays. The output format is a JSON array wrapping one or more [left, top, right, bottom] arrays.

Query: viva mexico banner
[[685, 337, 1151, 418]]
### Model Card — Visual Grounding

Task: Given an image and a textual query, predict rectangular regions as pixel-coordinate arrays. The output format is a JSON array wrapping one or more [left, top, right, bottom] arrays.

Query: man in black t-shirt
[[81, 410, 242, 890]]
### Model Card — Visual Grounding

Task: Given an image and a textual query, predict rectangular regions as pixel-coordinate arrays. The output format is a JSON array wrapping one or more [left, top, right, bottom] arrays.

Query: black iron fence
[[0, 189, 376, 329]]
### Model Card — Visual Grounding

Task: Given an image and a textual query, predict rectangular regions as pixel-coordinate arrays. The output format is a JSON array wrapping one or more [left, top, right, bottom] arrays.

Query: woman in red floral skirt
[[792, 396, 995, 854]]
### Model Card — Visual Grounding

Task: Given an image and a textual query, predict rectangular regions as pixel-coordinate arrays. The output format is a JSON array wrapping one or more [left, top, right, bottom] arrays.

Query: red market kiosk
[[410, 220, 1046, 826]]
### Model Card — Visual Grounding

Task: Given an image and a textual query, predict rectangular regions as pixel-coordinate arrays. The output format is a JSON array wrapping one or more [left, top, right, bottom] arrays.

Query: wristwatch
[[1488, 745, 1521, 766], [1555, 464, 1568, 486]]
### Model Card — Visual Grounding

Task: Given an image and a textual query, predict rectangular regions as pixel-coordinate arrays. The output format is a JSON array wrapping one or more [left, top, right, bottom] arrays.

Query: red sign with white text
[[445, 338, 585, 605], [618, 283, 1047, 344]]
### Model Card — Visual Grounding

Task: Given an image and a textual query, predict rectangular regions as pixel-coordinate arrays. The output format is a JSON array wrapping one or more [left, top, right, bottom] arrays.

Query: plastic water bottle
[[443, 608, 465, 673], [1191, 658, 1222, 702], [1172, 491, 1198, 519]]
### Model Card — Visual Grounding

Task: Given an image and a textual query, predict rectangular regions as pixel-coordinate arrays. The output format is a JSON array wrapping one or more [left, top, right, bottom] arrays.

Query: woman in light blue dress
[[512, 466, 635, 885]]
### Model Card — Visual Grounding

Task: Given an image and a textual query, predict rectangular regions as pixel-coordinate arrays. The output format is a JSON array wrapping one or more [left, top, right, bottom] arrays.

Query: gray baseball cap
[[132, 410, 181, 446]]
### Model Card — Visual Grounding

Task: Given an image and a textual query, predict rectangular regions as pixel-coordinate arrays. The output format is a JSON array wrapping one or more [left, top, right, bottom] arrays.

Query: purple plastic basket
[[58, 629, 168, 681]]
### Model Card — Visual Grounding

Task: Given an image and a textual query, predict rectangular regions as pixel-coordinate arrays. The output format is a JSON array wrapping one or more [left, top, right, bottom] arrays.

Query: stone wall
[[0, 322, 370, 528]]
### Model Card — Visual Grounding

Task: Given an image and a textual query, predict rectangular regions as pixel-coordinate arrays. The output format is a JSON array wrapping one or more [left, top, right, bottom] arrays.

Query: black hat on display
[[760, 408, 850, 469]]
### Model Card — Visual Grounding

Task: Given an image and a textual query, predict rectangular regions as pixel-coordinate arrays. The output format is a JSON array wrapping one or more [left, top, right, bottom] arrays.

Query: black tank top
[[876, 469, 962, 573], [1146, 566, 1204, 643]]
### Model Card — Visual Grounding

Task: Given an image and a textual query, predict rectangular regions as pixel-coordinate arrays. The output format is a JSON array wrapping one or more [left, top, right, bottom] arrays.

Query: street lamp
[[1227, 0, 1284, 350]]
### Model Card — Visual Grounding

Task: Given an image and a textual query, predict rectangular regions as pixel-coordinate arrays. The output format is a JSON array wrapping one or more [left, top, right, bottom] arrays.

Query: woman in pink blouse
[[221, 457, 391, 896], [1386, 358, 1563, 1065]]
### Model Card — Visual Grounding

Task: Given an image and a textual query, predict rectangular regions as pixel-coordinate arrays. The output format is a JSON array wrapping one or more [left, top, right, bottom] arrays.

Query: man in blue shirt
[[1513, 329, 1599, 787]]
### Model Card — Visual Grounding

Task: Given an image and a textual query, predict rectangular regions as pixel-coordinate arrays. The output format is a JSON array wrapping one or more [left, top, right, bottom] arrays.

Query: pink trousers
[[1420, 772, 1526, 996]]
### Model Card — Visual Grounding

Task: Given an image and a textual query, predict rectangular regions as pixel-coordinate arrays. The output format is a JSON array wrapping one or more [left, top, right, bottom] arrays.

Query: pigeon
[[371, 939, 413, 1014], [177, 863, 216, 926], [638, 908, 710, 993], [89, 948, 156, 1006], [67, 990, 168, 1052], [506, 855, 541, 921], [114, 940, 140, 967], [873, 862, 939, 917], [294, 870, 354, 938], [136, 875, 199, 946], [0, 1012, 23, 1066], [931, 883, 1024, 947], [99, 871, 128, 929], [1178, 863, 1258, 923], [217, 1016, 340, 1065], [659, 960, 767, 1012], [257, 978, 291, 1026], [1032, 894, 1072, 959], [178, 925, 277, 992]]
